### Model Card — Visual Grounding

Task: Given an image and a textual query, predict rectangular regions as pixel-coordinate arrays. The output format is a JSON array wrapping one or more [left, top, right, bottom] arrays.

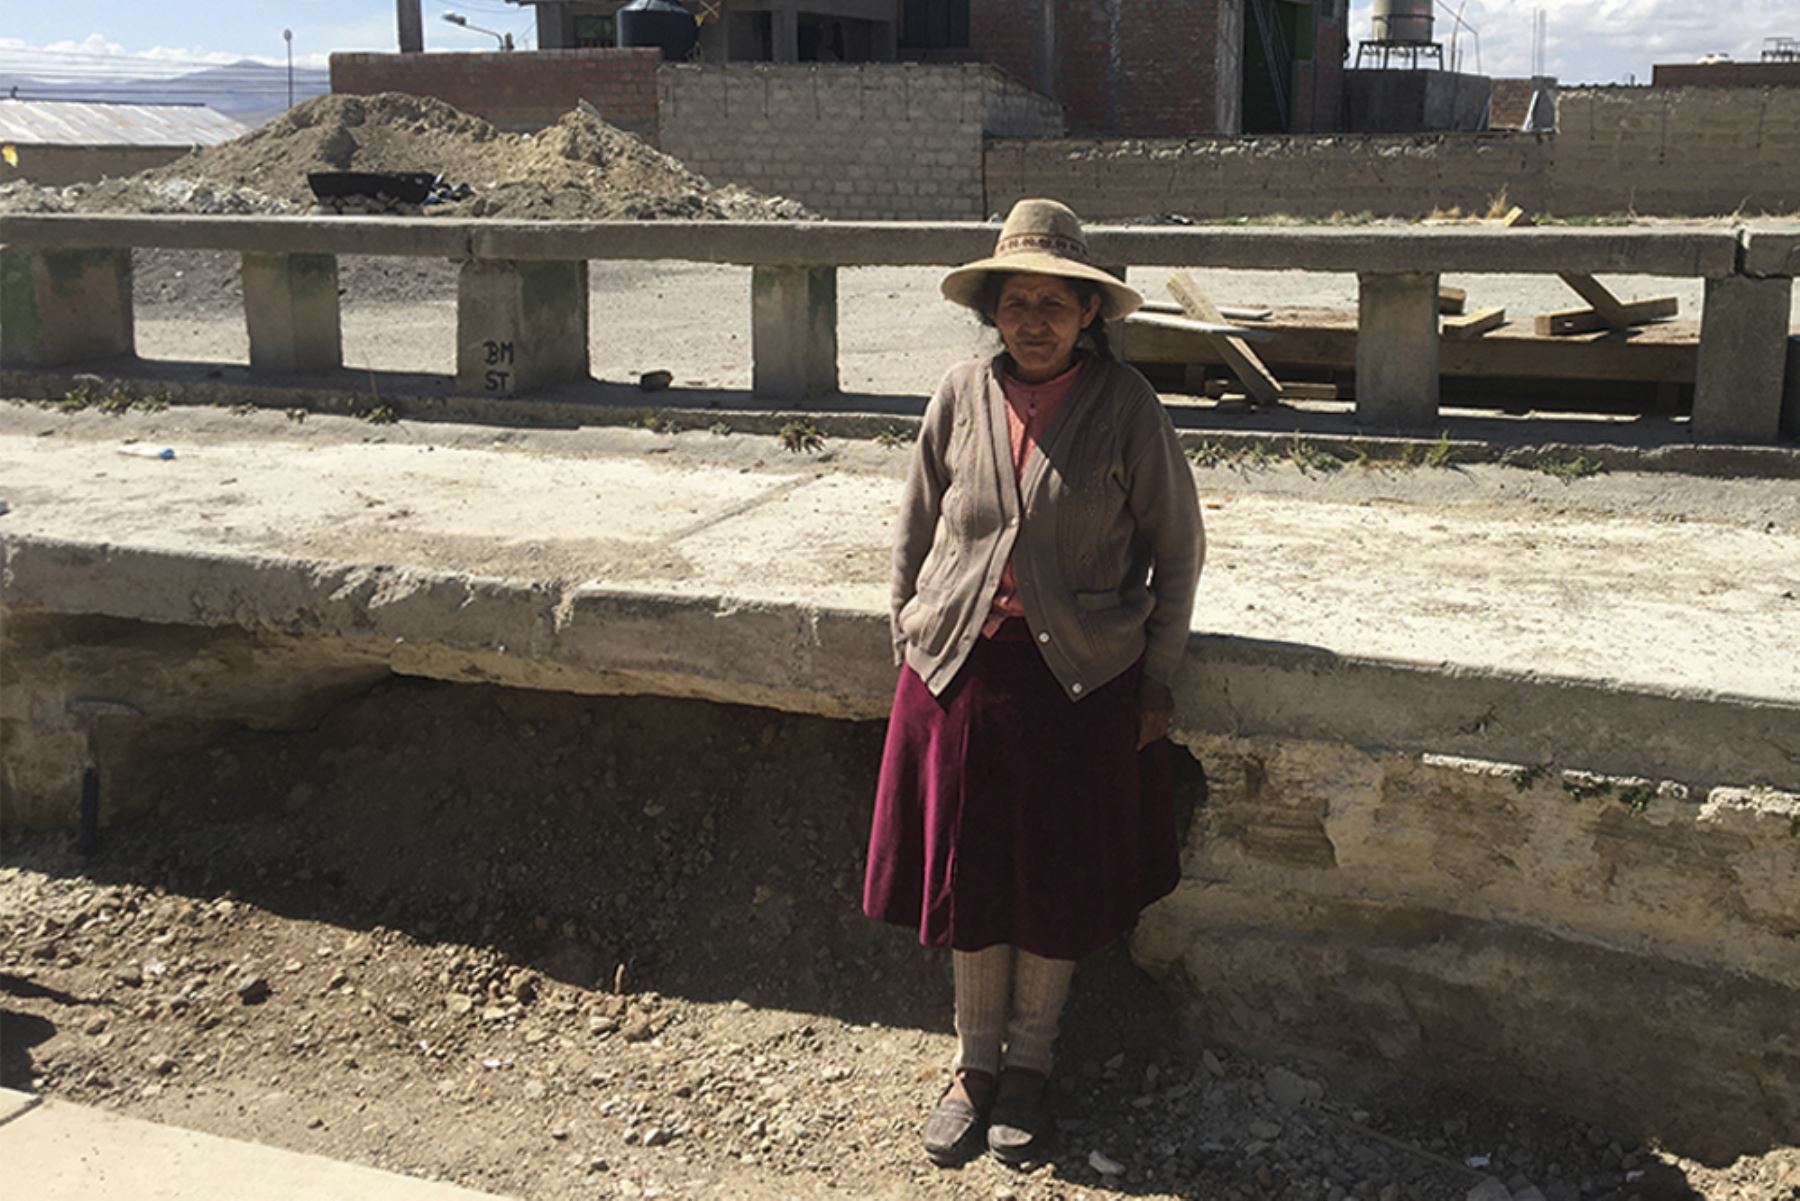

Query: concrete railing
[[2, 215, 1795, 441]]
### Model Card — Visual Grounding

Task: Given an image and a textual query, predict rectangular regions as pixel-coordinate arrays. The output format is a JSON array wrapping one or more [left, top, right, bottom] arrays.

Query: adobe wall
[[656, 63, 1061, 221], [329, 48, 661, 137]]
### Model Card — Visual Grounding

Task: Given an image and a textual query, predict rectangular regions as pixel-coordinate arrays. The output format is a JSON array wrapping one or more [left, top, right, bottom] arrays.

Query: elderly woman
[[862, 199, 1205, 1165]]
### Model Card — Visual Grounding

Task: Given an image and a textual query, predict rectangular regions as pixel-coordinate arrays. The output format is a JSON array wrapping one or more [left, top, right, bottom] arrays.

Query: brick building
[[506, 1, 1348, 135], [964, 0, 1347, 135]]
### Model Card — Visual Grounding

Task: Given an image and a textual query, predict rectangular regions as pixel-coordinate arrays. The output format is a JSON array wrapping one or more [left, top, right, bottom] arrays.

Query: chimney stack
[[397, 0, 424, 53]]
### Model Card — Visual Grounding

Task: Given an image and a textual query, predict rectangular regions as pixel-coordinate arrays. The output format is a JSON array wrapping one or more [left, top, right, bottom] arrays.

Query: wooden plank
[[1442, 306, 1508, 339], [1276, 381, 1341, 400], [1501, 206, 1536, 228], [1122, 308, 1700, 384], [1534, 296, 1680, 336], [1556, 272, 1634, 328], [1438, 286, 1468, 315], [1141, 299, 1274, 322], [1166, 271, 1282, 405], [1132, 311, 1278, 341]]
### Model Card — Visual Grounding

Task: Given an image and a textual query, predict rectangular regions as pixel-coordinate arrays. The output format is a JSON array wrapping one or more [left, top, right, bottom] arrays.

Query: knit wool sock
[[952, 945, 1012, 1077], [1003, 949, 1076, 1076]]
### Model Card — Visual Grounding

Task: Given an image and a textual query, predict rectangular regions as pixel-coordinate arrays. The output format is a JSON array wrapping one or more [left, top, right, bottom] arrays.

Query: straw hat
[[941, 198, 1142, 321]]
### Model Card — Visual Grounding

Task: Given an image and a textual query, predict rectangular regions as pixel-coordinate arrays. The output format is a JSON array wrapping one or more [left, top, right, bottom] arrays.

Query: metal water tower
[[1358, 0, 1444, 69], [1373, 0, 1435, 43]]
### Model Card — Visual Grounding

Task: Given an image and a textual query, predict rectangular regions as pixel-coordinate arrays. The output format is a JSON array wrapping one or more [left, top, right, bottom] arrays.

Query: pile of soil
[[4, 681, 1794, 1201], [0, 92, 809, 221]]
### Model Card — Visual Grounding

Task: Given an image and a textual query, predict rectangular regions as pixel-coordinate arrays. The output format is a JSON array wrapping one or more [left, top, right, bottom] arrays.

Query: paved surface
[[0, 1088, 512, 1200], [3, 404, 1797, 704]]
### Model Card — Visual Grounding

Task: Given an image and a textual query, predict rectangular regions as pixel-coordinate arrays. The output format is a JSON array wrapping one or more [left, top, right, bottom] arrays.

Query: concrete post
[[455, 259, 590, 397], [1692, 276, 1793, 444], [752, 265, 838, 402], [1355, 271, 1440, 429], [771, 6, 800, 63], [0, 246, 133, 368], [243, 252, 343, 375], [1784, 335, 1800, 442], [396, 0, 424, 53]]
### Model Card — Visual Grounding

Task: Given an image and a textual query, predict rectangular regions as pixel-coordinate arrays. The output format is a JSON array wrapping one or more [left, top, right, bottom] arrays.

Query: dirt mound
[[0, 92, 808, 221]]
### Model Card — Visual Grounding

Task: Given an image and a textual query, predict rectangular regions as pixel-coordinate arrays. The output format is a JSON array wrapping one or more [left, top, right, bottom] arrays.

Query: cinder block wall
[[985, 133, 1554, 220], [987, 86, 1800, 220], [330, 49, 661, 137], [1551, 86, 1800, 216], [658, 63, 1062, 220]]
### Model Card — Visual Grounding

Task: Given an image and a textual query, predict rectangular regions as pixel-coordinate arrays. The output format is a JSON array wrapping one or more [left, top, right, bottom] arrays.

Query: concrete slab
[[0, 1088, 511, 1200], [1, 411, 1796, 800], [0, 214, 1746, 277]]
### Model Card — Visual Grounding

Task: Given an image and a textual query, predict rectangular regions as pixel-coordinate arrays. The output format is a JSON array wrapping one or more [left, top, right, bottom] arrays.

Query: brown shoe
[[922, 1069, 995, 1166], [986, 1071, 1050, 1164]]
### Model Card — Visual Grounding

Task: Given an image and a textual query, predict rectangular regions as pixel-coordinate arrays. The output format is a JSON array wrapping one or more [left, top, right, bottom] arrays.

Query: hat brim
[[941, 252, 1143, 321]]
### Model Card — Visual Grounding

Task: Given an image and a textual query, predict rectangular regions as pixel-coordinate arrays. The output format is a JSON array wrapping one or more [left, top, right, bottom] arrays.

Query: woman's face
[[992, 272, 1101, 384]]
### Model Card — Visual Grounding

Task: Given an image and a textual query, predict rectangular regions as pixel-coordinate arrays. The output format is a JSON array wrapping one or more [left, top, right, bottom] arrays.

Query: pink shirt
[[983, 357, 1085, 637]]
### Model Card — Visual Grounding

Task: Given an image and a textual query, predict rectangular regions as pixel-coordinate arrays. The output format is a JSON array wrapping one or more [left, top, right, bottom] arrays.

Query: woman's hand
[[1136, 678, 1174, 750]]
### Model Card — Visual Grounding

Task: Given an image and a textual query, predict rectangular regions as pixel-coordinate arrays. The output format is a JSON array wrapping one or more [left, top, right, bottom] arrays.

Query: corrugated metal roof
[[0, 99, 250, 147]]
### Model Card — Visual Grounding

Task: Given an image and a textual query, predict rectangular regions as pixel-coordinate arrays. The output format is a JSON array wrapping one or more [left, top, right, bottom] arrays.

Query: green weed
[[1286, 437, 1344, 475], [1617, 785, 1657, 814], [1562, 777, 1613, 804], [1511, 764, 1548, 794], [875, 426, 910, 450], [1424, 431, 1454, 468], [1538, 456, 1605, 483], [638, 410, 676, 435], [778, 419, 825, 454], [707, 420, 733, 437]]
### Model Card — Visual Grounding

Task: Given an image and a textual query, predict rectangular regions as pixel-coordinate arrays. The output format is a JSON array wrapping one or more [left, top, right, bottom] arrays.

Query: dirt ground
[[4, 243, 1798, 1201], [5, 681, 1798, 1201]]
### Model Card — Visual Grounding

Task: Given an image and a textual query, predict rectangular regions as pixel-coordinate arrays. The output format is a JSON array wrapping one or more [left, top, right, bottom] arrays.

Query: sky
[[0, 1, 1793, 84]]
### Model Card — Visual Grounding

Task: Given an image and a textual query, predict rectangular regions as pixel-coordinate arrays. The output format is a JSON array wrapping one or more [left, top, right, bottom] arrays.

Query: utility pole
[[398, 0, 425, 53], [283, 29, 294, 108]]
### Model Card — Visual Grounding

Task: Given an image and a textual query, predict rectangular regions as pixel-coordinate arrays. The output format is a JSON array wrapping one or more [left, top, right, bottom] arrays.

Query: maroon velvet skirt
[[862, 619, 1180, 961]]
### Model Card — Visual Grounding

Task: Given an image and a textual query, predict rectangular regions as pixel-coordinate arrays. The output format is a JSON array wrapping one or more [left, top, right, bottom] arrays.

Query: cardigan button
[[1071, 683, 1084, 695], [1037, 632, 1050, 644]]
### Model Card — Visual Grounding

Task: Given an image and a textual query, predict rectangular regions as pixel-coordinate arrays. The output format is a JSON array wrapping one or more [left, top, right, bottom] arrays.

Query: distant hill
[[0, 59, 330, 129]]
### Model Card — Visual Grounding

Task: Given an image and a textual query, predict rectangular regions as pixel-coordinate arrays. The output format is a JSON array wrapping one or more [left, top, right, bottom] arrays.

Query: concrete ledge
[[1742, 227, 1800, 278], [4, 534, 1795, 813], [0, 214, 1752, 277]]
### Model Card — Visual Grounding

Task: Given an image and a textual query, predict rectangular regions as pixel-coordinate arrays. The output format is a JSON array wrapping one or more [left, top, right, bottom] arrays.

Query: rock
[[116, 964, 144, 987], [235, 976, 271, 1004], [1202, 1049, 1226, 1079], [588, 1015, 618, 1035], [1543, 1186, 1579, 1201], [444, 993, 474, 1015], [83, 1013, 109, 1036], [1088, 1150, 1125, 1177], [1466, 1178, 1513, 1201], [523, 1079, 548, 1101], [1378, 1186, 1401, 1201], [1264, 1066, 1309, 1108], [1247, 1119, 1283, 1140], [1513, 1188, 1548, 1201], [642, 1127, 671, 1147], [147, 1054, 175, 1075], [620, 1015, 655, 1043], [1103, 1052, 1126, 1074]]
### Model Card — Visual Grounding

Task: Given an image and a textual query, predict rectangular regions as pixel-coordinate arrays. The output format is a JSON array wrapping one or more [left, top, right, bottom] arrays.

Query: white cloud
[[1346, 0, 1796, 82]]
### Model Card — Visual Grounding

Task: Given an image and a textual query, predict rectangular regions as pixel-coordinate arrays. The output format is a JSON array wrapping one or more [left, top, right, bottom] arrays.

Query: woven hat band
[[994, 231, 1090, 262]]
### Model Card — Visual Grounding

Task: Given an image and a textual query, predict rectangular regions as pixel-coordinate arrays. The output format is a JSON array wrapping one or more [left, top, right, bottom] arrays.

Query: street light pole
[[442, 12, 513, 51], [283, 29, 294, 108]]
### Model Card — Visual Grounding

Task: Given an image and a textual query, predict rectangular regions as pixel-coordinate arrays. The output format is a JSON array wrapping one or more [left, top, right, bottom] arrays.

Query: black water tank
[[617, 0, 698, 60]]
